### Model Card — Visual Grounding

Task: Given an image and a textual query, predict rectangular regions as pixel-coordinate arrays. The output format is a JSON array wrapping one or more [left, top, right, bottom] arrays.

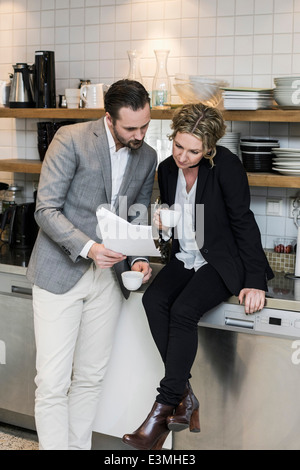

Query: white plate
[[272, 167, 300, 175], [272, 148, 300, 153], [272, 162, 300, 168], [272, 155, 300, 160], [273, 158, 300, 164]]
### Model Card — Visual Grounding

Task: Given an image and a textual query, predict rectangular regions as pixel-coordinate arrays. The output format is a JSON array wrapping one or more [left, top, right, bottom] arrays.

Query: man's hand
[[131, 260, 152, 283], [238, 288, 265, 315], [88, 243, 127, 269]]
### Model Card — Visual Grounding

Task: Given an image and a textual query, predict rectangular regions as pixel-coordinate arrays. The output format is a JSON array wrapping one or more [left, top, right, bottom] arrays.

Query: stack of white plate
[[218, 131, 241, 156], [272, 148, 300, 175], [222, 87, 274, 110], [274, 76, 300, 108]]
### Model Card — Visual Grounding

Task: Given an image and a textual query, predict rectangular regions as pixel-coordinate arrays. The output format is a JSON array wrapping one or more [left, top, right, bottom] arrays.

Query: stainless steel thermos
[[9, 63, 35, 108]]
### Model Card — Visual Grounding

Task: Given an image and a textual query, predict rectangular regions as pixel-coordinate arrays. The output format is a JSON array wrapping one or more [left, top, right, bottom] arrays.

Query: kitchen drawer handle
[[11, 285, 32, 296], [225, 317, 254, 329]]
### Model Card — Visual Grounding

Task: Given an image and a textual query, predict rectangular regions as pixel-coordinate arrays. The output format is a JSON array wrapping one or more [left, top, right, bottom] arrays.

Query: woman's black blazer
[[157, 145, 274, 296]]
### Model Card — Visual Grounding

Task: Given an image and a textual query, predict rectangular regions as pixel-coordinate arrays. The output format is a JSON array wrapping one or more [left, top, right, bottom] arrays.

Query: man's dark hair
[[104, 79, 150, 122]]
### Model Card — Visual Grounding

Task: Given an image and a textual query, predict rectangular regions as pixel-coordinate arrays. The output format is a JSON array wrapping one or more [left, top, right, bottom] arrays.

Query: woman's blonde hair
[[169, 103, 226, 166]]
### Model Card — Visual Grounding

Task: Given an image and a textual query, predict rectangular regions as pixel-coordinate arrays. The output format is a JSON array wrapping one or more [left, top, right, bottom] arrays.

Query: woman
[[122, 103, 274, 450]]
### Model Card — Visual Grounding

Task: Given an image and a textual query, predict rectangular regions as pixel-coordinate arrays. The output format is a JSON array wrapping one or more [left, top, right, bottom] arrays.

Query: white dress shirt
[[80, 117, 130, 259], [171, 169, 207, 271]]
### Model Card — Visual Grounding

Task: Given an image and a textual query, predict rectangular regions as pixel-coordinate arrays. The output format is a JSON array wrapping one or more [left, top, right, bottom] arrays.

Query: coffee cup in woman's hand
[[160, 209, 181, 228]]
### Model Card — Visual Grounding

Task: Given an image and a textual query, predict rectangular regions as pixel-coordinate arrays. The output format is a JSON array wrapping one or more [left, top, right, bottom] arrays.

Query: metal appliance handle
[[225, 317, 254, 329], [11, 285, 32, 296]]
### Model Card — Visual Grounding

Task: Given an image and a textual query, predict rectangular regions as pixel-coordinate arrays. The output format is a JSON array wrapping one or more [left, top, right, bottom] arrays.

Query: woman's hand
[[153, 208, 170, 235], [238, 288, 265, 315], [131, 261, 152, 283]]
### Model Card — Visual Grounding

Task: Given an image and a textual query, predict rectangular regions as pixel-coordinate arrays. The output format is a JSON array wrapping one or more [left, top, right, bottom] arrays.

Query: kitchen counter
[[1, 244, 300, 312], [139, 261, 300, 313]]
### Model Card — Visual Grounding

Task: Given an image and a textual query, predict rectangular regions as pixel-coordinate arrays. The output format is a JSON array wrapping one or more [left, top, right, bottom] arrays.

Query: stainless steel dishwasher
[[173, 300, 300, 450], [0, 271, 36, 430]]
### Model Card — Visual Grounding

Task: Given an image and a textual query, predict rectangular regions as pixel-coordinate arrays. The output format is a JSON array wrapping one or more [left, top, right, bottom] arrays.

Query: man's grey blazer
[[26, 118, 157, 297]]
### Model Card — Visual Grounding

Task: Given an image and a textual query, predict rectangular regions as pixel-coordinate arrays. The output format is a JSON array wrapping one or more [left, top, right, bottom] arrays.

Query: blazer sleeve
[[34, 126, 91, 263], [218, 153, 273, 290]]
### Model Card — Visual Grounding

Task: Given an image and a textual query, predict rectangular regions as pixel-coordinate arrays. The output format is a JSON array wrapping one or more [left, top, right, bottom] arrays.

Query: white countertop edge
[[227, 294, 300, 313], [0, 263, 27, 276]]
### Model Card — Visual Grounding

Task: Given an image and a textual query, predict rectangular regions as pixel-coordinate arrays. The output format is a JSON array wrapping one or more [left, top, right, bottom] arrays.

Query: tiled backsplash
[[1, 0, 300, 249]]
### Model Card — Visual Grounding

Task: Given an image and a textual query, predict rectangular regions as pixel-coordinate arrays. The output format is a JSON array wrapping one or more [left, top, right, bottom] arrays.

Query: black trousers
[[142, 257, 232, 407]]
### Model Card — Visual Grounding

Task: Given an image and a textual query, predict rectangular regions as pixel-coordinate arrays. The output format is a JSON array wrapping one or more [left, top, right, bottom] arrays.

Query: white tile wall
[[1, 0, 300, 247]]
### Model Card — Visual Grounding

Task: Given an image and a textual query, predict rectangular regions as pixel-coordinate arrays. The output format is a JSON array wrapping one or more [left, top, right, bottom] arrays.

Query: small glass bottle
[[126, 50, 143, 84], [152, 50, 171, 108], [2, 185, 22, 212]]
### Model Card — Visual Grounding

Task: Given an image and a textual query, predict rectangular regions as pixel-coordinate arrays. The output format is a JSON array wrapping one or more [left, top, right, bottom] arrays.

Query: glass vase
[[126, 50, 143, 84], [152, 49, 171, 108]]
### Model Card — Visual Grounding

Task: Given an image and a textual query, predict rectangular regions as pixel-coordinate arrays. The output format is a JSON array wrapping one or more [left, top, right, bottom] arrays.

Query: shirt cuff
[[161, 228, 172, 241], [80, 240, 96, 259], [130, 258, 149, 267]]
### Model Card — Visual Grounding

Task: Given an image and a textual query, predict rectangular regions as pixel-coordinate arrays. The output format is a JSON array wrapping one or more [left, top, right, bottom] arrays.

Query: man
[[26, 79, 157, 450]]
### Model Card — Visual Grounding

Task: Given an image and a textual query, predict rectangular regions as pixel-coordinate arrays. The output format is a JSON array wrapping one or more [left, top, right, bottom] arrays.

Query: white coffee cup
[[160, 209, 181, 228], [121, 271, 144, 291], [80, 83, 108, 108], [65, 88, 80, 108], [0, 80, 10, 107]]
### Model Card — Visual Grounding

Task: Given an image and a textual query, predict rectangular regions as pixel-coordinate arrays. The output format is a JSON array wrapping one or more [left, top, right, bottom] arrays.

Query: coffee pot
[[9, 63, 35, 108]]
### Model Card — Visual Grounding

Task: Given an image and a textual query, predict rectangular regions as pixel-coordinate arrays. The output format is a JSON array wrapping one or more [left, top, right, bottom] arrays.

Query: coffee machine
[[35, 51, 56, 108]]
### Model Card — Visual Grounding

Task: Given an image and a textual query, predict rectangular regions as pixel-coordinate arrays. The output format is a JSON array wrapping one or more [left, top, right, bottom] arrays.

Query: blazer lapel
[[114, 149, 140, 213], [166, 157, 179, 206], [91, 119, 112, 205], [195, 158, 211, 204]]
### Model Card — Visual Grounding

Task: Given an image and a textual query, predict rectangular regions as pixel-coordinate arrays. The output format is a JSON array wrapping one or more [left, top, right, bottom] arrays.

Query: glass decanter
[[126, 50, 143, 84], [152, 49, 171, 108]]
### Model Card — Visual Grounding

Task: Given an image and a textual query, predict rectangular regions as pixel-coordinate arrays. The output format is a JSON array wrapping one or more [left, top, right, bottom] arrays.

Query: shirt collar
[[104, 116, 117, 152]]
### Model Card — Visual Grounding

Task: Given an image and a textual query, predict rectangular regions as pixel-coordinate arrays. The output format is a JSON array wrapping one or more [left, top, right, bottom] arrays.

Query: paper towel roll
[[295, 226, 300, 277]]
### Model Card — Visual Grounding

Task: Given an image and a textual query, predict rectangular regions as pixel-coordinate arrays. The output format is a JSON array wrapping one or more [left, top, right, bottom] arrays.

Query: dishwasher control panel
[[199, 302, 300, 338]]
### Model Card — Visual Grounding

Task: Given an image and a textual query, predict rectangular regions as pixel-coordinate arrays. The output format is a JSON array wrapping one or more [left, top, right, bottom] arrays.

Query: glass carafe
[[127, 50, 143, 84], [152, 50, 171, 108]]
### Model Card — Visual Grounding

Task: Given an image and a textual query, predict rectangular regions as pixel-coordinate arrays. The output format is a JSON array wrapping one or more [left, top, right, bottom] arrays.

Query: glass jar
[[126, 50, 143, 84], [152, 50, 171, 108], [0, 183, 9, 215], [78, 80, 91, 108], [2, 185, 22, 212]]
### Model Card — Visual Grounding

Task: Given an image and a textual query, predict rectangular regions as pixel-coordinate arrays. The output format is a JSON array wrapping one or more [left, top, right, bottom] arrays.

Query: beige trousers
[[32, 263, 123, 450]]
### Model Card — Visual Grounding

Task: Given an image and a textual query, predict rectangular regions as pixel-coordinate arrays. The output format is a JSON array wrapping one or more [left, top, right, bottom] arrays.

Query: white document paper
[[96, 207, 161, 257]]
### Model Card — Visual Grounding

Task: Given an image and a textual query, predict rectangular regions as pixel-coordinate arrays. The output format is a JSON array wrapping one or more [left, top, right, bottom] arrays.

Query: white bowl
[[121, 271, 144, 291], [174, 75, 228, 107], [160, 209, 181, 228]]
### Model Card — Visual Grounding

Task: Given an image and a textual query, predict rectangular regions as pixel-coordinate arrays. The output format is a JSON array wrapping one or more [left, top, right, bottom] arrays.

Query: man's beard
[[113, 126, 144, 150]]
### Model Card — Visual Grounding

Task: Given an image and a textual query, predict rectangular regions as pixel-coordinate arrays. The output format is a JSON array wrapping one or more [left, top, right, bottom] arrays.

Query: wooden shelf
[[0, 159, 42, 174], [222, 108, 300, 122], [1, 107, 300, 187], [247, 172, 300, 188], [0, 159, 299, 188], [0, 107, 174, 120], [1, 107, 300, 122]]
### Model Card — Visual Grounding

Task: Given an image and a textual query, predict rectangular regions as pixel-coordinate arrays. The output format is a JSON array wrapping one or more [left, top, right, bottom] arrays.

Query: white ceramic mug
[[65, 88, 80, 109], [160, 209, 181, 228], [121, 271, 144, 291], [80, 83, 108, 108], [0, 80, 10, 107]]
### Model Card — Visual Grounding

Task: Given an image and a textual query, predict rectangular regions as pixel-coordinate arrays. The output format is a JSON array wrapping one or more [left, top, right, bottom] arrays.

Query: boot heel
[[151, 431, 169, 450], [189, 407, 200, 433]]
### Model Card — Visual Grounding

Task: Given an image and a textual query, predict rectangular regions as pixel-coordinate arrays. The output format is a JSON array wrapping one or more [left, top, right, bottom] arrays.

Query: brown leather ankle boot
[[166, 383, 200, 433], [122, 401, 174, 450]]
